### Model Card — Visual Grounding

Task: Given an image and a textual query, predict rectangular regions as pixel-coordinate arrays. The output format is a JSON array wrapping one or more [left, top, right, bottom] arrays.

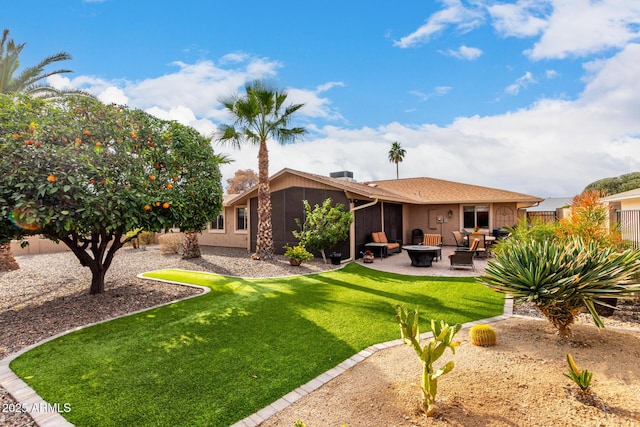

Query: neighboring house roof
[[225, 168, 543, 206], [601, 188, 640, 202], [526, 197, 572, 212]]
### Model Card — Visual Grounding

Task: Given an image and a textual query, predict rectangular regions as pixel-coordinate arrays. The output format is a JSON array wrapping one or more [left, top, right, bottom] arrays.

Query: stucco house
[[602, 188, 640, 249], [199, 168, 543, 260]]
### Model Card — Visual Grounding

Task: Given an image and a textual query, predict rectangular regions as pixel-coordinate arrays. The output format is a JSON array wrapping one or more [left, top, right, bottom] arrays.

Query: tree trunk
[[0, 242, 19, 271], [182, 230, 201, 259], [255, 139, 274, 260], [89, 267, 107, 295], [58, 231, 125, 295]]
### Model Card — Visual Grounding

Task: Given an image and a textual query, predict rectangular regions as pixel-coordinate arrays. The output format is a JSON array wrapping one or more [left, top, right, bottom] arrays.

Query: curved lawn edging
[[3, 266, 506, 427], [230, 297, 515, 427], [0, 278, 209, 427]]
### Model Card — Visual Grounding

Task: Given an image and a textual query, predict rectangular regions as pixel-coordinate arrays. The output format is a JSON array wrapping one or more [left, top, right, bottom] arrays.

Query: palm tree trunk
[[0, 242, 19, 271], [182, 230, 201, 259], [255, 139, 274, 260], [396, 162, 399, 179]]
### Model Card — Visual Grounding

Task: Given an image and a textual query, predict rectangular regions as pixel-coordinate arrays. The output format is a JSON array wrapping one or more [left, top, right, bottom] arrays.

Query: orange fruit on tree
[[25, 140, 33, 145], [149, 175, 156, 181], [95, 141, 102, 147], [83, 130, 91, 135], [144, 204, 151, 211], [155, 202, 161, 207], [172, 176, 178, 182], [47, 174, 56, 183], [90, 179, 95, 184], [162, 202, 170, 209], [12, 133, 19, 139], [166, 183, 173, 189], [75, 138, 82, 144]]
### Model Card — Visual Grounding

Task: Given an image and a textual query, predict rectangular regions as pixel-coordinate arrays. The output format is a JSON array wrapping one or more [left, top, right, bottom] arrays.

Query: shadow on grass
[[10, 264, 504, 427]]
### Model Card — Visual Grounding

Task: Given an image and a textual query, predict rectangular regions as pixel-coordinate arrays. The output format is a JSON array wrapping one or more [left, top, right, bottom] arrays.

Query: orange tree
[[0, 94, 223, 294]]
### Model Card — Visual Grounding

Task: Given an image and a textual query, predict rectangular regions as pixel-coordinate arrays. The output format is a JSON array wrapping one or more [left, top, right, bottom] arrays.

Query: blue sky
[[5, 0, 640, 197]]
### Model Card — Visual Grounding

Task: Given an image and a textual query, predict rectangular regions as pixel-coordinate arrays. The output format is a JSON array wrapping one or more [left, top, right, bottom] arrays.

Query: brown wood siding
[[249, 187, 351, 257], [355, 202, 382, 257], [383, 203, 404, 243]]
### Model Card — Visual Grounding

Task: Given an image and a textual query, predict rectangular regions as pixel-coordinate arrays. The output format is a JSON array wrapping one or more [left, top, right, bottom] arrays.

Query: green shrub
[[283, 244, 314, 263], [479, 237, 640, 336]]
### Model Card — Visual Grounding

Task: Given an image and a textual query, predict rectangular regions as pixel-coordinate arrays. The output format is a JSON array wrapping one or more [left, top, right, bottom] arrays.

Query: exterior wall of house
[[403, 202, 521, 246], [10, 235, 69, 256], [621, 198, 640, 210], [248, 186, 351, 258], [197, 204, 249, 249]]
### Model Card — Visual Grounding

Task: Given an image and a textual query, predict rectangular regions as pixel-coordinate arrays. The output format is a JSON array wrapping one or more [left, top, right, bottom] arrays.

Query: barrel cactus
[[469, 324, 497, 347]]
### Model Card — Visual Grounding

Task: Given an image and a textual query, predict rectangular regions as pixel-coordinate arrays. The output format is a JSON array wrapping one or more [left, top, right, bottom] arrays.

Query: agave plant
[[478, 237, 640, 336]]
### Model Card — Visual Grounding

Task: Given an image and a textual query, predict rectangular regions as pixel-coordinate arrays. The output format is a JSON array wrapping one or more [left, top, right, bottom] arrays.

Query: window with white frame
[[235, 207, 247, 231], [463, 205, 489, 229], [209, 214, 224, 232]]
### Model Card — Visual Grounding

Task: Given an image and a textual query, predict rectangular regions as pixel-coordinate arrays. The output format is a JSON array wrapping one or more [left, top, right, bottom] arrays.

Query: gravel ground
[[1, 246, 638, 427], [0, 245, 336, 427]]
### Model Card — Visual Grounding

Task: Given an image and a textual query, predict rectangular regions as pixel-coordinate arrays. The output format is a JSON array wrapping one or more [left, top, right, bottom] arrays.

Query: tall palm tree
[[388, 141, 406, 179], [0, 29, 87, 272], [0, 28, 85, 98], [218, 81, 306, 260]]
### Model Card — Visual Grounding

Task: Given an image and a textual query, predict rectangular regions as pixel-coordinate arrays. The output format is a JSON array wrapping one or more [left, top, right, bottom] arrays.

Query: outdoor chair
[[448, 239, 478, 270], [452, 231, 466, 247], [370, 231, 402, 254], [469, 234, 489, 258], [411, 228, 424, 245], [422, 233, 442, 247]]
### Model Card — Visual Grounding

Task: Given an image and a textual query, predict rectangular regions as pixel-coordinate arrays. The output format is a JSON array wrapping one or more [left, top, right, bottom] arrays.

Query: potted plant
[[283, 244, 314, 266], [362, 250, 374, 263]]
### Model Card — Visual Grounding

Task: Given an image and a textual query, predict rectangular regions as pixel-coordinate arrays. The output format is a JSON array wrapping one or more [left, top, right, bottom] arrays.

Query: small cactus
[[469, 324, 497, 346]]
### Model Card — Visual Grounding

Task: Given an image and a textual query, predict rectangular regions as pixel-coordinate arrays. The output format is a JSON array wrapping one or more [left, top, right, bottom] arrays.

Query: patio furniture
[[448, 239, 478, 270], [411, 228, 424, 245], [422, 233, 442, 248], [370, 231, 401, 254], [364, 242, 388, 259], [468, 234, 489, 258], [452, 231, 466, 247], [403, 245, 441, 267]]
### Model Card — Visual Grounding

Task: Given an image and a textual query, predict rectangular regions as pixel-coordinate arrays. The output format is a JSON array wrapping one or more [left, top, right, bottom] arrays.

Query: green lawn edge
[[10, 263, 504, 427]]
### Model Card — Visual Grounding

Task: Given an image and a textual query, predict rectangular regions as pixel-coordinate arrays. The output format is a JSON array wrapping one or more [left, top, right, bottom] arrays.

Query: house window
[[209, 214, 224, 232], [236, 207, 247, 231], [463, 205, 489, 229]]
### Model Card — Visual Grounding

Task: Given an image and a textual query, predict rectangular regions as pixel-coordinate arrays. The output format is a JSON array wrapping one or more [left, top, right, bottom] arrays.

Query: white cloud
[[545, 69, 559, 79], [221, 45, 640, 197], [488, 0, 550, 38], [394, 0, 484, 48], [98, 86, 128, 105], [410, 86, 452, 102], [505, 71, 536, 95], [526, 0, 640, 59], [445, 45, 483, 60]]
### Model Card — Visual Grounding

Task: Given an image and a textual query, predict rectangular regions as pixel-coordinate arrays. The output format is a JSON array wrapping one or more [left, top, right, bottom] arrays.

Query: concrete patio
[[356, 245, 490, 277]]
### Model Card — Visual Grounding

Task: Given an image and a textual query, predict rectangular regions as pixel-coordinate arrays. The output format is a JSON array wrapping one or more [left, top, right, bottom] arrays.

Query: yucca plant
[[478, 237, 640, 336]]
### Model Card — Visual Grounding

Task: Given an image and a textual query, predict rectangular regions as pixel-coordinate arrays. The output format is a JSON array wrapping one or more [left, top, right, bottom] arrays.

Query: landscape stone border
[[0, 274, 513, 427]]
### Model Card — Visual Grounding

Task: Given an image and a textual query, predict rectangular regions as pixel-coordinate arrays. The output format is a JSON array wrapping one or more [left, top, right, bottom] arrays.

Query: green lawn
[[10, 263, 504, 427]]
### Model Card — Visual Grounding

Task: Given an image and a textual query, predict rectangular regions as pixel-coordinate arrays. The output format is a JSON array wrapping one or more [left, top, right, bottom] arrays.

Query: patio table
[[402, 245, 442, 267]]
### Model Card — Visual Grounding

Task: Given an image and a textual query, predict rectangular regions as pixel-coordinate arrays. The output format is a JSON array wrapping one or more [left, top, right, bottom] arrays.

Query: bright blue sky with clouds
[[6, 0, 640, 197]]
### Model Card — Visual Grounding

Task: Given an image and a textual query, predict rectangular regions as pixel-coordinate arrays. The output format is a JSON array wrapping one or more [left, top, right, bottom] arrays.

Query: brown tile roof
[[367, 177, 542, 204], [225, 168, 542, 206]]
